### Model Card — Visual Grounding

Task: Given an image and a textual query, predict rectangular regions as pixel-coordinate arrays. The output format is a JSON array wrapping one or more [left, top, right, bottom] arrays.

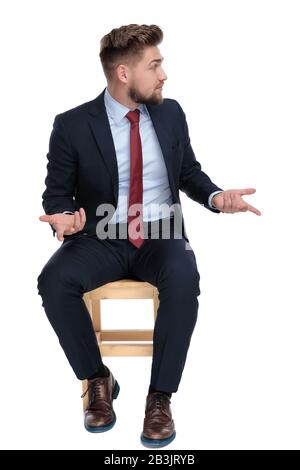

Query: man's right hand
[[39, 208, 86, 241]]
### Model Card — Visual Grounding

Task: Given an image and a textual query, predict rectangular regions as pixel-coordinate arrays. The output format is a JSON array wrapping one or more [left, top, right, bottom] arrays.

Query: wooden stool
[[81, 279, 159, 409]]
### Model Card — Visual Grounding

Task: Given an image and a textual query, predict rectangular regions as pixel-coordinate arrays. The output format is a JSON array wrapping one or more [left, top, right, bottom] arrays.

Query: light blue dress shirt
[[104, 87, 176, 223]]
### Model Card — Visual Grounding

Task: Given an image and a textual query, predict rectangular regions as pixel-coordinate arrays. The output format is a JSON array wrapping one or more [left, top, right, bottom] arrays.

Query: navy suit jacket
[[42, 88, 223, 242]]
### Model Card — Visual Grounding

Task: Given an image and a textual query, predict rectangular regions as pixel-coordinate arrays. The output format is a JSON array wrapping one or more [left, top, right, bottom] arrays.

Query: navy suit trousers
[[37, 218, 200, 393]]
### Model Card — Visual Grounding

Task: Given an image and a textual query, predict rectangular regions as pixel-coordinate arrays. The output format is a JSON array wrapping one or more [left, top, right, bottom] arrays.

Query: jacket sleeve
[[41, 115, 78, 235], [177, 101, 224, 213]]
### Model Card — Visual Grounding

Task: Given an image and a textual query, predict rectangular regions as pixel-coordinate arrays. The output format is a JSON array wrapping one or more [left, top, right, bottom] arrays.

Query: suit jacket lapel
[[146, 103, 178, 202], [88, 89, 119, 204]]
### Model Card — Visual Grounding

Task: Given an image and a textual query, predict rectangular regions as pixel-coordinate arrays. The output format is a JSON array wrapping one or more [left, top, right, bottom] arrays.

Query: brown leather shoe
[[81, 370, 120, 433], [141, 392, 176, 447]]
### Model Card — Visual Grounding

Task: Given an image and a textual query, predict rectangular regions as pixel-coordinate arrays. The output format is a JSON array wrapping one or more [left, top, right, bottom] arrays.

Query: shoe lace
[[148, 392, 171, 416], [81, 378, 105, 399], [154, 393, 164, 408]]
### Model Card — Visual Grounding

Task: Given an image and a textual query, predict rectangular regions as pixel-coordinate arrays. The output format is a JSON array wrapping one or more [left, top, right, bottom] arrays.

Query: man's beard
[[128, 85, 163, 106]]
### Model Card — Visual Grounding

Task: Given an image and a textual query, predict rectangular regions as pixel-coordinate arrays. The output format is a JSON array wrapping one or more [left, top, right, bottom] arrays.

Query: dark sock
[[87, 364, 110, 380], [148, 384, 172, 398]]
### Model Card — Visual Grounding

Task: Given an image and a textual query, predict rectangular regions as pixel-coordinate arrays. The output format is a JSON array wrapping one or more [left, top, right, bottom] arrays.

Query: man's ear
[[116, 64, 128, 84]]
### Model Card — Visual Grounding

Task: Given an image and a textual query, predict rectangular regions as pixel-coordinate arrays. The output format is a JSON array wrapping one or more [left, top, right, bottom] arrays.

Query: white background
[[0, 0, 299, 450]]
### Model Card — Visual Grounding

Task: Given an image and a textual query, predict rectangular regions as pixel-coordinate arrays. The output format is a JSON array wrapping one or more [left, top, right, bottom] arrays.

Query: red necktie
[[126, 109, 144, 248]]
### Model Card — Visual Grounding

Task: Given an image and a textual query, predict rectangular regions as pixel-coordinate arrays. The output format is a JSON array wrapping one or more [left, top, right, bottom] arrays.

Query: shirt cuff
[[208, 190, 224, 209]]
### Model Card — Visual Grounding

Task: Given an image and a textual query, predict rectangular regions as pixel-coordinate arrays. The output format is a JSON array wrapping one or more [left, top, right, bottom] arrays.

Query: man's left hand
[[212, 188, 261, 216]]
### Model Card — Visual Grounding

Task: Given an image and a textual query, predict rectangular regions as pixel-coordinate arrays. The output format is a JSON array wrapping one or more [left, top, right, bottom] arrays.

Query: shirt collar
[[104, 87, 149, 124]]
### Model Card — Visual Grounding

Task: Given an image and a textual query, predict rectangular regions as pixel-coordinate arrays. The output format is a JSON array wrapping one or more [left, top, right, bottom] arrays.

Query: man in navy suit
[[37, 24, 261, 448]]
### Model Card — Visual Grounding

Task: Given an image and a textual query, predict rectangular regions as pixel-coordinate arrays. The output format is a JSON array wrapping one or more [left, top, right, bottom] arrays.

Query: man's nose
[[160, 68, 168, 81]]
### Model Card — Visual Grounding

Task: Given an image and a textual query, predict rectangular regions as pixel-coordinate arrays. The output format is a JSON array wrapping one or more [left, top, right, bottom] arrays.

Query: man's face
[[126, 46, 168, 106]]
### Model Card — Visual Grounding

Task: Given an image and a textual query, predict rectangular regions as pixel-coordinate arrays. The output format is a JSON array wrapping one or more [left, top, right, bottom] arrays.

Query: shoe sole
[[140, 431, 176, 448], [84, 380, 120, 433]]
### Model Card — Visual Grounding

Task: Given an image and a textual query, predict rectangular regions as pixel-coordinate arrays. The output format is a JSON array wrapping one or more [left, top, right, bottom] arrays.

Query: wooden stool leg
[[81, 293, 101, 411], [91, 299, 101, 340], [153, 287, 159, 321], [82, 379, 89, 411]]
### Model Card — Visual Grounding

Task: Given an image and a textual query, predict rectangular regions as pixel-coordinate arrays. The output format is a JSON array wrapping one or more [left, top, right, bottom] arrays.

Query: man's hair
[[99, 24, 163, 82]]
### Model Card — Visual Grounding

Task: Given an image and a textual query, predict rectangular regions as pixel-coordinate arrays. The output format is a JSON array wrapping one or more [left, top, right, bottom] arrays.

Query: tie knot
[[126, 109, 140, 124]]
